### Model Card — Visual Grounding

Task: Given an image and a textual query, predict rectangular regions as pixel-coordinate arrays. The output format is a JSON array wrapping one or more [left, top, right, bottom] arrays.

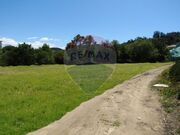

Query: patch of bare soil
[[164, 108, 180, 135]]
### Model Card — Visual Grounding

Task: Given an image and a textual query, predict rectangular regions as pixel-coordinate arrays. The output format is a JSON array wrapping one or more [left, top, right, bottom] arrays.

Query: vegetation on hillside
[[169, 61, 180, 82], [0, 43, 64, 66], [113, 31, 180, 63], [0, 31, 180, 66], [66, 31, 180, 63]]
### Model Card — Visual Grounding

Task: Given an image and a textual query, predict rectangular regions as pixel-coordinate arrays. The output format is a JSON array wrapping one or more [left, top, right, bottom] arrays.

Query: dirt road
[[28, 66, 169, 135]]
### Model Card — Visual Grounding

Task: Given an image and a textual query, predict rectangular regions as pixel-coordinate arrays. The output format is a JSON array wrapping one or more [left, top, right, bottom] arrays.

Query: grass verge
[[154, 63, 180, 135]]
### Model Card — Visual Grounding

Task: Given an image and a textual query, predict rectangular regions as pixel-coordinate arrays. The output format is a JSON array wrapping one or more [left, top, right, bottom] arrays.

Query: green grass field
[[0, 63, 170, 135]]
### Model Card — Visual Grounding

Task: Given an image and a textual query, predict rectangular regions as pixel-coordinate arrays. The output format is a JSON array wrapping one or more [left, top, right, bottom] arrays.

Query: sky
[[0, 0, 180, 48]]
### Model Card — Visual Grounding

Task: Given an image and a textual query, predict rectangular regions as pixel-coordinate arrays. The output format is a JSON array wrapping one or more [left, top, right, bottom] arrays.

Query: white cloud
[[26, 41, 56, 48], [0, 37, 18, 46], [0, 37, 61, 48], [40, 37, 49, 41], [39, 37, 59, 42], [27, 37, 39, 40], [28, 37, 58, 48]]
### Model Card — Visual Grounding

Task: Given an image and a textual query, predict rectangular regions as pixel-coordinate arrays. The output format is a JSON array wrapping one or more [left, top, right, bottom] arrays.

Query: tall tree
[[153, 31, 165, 38], [36, 44, 54, 64], [1, 46, 18, 66], [128, 39, 156, 62], [17, 43, 35, 65]]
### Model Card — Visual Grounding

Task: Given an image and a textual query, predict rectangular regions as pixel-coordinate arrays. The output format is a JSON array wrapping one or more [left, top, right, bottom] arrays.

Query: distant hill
[[51, 47, 64, 52]]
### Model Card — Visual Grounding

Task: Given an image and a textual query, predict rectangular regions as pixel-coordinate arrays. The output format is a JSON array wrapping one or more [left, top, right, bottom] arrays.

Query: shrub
[[169, 60, 180, 82]]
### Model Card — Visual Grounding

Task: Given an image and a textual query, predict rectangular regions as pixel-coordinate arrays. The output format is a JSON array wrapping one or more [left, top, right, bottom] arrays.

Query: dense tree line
[[0, 43, 64, 66], [0, 31, 180, 66], [67, 31, 180, 63], [112, 31, 180, 63]]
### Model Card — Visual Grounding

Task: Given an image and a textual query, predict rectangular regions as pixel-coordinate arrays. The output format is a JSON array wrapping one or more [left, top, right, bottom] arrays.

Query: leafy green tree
[[128, 39, 156, 62], [1, 46, 18, 66], [152, 38, 169, 61], [111, 40, 120, 62], [111, 40, 130, 63], [51, 47, 64, 64], [111, 40, 120, 51], [118, 45, 130, 63], [53, 51, 64, 64], [153, 31, 165, 38], [36, 44, 54, 64], [166, 32, 180, 45], [16, 43, 35, 65], [1, 43, 35, 66]]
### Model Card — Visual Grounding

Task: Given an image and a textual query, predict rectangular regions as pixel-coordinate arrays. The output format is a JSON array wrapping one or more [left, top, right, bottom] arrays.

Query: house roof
[[167, 45, 177, 49]]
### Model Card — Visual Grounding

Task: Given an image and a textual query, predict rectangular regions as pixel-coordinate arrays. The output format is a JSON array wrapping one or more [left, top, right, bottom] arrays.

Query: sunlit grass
[[0, 63, 170, 135], [68, 64, 113, 93]]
